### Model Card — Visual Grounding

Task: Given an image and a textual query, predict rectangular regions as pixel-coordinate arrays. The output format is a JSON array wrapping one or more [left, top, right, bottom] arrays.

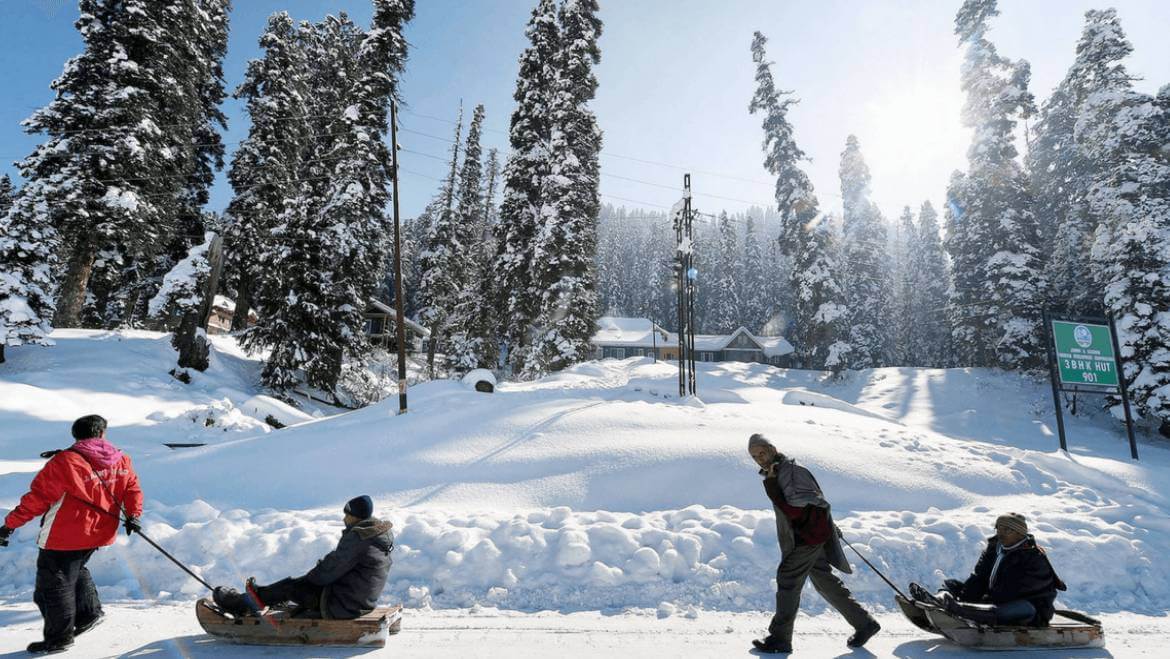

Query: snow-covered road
[[0, 602, 1166, 658]]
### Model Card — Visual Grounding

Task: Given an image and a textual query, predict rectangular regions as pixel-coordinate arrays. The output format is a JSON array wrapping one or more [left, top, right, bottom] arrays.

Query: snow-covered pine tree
[[838, 135, 890, 368], [954, 0, 1045, 370], [1081, 81, 1170, 435], [243, 3, 414, 395], [456, 146, 504, 369], [1030, 9, 1135, 316], [750, 31, 848, 369], [305, 0, 414, 391], [912, 201, 952, 367], [791, 217, 850, 371], [497, 0, 560, 373], [707, 212, 742, 334], [78, 0, 230, 329], [523, 0, 603, 378], [750, 32, 816, 256], [417, 107, 464, 376], [0, 180, 59, 365], [891, 206, 918, 365], [224, 12, 310, 333], [943, 170, 988, 367], [0, 176, 14, 217], [741, 216, 769, 333], [16, 1, 174, 329], [448, 105, 493, 371]]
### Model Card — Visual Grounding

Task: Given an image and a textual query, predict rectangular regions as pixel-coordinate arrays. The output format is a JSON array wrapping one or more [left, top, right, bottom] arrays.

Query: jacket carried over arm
[[762, 457, 851, 573], [959, 535, 1066, 625], [305, 517, 394, 619], [3, 446, 143, 551]]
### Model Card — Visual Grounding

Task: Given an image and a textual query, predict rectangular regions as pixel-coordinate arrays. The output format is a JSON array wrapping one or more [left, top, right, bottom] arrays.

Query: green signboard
[[1051, 320, 1119, 389]]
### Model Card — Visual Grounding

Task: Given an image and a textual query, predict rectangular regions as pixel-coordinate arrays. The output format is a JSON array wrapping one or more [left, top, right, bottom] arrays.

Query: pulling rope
[[68, 491, 214, 592], [838, 530, 911, 601]]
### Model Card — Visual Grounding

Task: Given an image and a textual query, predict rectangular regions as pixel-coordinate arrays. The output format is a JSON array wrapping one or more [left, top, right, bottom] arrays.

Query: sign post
[[1043, 310, 1138, 460]]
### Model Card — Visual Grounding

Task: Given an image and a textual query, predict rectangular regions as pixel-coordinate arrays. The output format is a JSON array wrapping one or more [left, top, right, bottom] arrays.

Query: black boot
[[27, 636, 74, 655], [752, 635, 793, 654], [212, 586, 251, 617], [847, 619, 881, 648], [75, 611, 105, 636]]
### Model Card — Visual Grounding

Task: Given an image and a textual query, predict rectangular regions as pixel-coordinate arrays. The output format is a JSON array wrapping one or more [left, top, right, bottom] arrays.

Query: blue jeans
[[994, 599, 1036, 624]]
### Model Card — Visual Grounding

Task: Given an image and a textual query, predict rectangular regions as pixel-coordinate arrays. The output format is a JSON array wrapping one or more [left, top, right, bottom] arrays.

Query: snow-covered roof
[[592, 316, 672, 347], [592, 318, 793, 356], [212, 295, 236, 313], [367, 299, 431, 337]]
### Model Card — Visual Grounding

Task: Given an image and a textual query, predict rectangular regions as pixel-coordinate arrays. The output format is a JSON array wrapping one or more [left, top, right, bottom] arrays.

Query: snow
[[2, 333, 1170, 653]]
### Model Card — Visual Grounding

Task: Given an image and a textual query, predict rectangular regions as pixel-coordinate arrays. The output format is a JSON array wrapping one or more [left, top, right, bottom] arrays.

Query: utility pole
[[390, 100, 409, 415], [684, 175, 697, 396], [673, 174, 699, 397]]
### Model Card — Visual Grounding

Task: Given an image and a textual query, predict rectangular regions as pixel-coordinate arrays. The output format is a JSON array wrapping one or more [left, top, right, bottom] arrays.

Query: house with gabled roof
[[591, 316, 794, 366]]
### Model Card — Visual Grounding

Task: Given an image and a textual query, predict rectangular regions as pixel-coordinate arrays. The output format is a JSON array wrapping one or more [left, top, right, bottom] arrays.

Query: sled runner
[[196, 597, 402, 647], [895, 594, 1104, 650]]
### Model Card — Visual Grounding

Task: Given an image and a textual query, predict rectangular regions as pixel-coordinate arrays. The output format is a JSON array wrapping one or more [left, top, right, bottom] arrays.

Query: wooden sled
[[196, 597, 402, 647], [895, 595, 1104, 650]]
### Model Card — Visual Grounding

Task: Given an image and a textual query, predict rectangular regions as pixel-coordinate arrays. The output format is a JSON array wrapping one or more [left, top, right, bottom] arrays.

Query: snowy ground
[[0, 603, 1166, 658], [2, 331, 1169, 656]]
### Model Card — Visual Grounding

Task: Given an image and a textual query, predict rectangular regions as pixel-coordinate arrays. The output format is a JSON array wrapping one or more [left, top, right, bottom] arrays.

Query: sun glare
[[857, 82, 970, 215]]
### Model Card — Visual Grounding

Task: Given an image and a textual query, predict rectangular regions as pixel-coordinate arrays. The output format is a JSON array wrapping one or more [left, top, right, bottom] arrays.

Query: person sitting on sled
[[213, 495, 394, 620], [911, 512, 1066, 627]]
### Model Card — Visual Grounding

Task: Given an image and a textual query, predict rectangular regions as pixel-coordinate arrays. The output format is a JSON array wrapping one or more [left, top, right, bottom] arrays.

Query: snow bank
[[0, 497, 1162, 615], [3, 339, 1169, 617]]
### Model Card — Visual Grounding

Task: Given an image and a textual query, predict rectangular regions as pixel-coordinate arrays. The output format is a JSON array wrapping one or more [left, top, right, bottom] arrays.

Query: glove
[[124, 517, 141, 536], [943, 578, 965, 596], [0, 525, 12, 547]]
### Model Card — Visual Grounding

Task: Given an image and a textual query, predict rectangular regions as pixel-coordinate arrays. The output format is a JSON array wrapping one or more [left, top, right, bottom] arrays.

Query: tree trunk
[[0, 345, 6, 364], [173, 236, 224, 372], [231, 275, 252, 332], [54, 234, 99, 328], [427, 335, 437, 380]]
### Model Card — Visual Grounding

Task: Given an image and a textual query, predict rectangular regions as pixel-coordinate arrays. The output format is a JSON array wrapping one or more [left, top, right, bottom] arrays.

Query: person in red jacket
[[0, 414, 144, 656]]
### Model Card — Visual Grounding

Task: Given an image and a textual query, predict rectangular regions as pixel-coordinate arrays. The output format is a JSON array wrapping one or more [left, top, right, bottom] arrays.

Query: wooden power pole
[[390, 100, 409, 415]]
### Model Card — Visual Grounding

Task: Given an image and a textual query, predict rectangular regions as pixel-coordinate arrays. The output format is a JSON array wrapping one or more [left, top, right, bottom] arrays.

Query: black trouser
[[34, 548, 101, 643], [255, 576, 324, 612]]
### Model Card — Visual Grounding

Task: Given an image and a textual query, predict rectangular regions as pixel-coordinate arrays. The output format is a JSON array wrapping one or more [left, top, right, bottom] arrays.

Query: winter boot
[[847, 619, 881, 648], [74, 611, 106, 636], [212, 586, 252, 617], [27, 636, 74, 655], [751, 635, 793, 654], [909, 582, 945, 606]]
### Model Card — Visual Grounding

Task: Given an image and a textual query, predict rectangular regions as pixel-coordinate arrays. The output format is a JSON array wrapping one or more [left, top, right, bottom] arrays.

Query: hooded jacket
[[306, 517, 394, 619], [763, 456, 851, 573], [3, 438, 144, 550]]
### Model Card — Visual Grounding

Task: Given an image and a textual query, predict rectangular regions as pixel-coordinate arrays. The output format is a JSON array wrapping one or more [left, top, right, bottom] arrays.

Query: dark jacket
[[305, 517, 394, 619], [960, 535, 1066, 626], [761, 457, 850, 573]]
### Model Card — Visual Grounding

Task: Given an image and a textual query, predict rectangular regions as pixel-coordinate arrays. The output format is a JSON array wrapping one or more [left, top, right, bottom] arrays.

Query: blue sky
[[2, 0, 1169, 222]]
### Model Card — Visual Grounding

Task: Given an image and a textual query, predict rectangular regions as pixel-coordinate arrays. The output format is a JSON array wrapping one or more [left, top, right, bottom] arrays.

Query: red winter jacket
[[3, 438, 144, 551]]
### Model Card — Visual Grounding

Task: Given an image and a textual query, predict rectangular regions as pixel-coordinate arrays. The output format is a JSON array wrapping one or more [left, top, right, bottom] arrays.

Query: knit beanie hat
[[748, 433, 775, 452], [995, 512, 1028, 537], [344, 495, 374, 520]]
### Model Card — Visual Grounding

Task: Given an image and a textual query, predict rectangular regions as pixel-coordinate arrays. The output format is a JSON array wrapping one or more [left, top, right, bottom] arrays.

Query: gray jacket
[[306, 517, 394, 619], [766, 457, 851, 573]]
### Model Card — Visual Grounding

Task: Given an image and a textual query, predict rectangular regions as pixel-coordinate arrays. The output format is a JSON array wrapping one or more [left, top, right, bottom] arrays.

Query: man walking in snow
[[911, 512, 1066, 626], [213, 495, 394, 620], [748, 433, 880, 654], [0, 414, 144, 655]]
